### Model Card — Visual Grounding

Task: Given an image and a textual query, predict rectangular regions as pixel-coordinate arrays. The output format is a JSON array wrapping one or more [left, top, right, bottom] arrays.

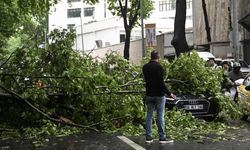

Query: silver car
[[222, 59, 250, 76]]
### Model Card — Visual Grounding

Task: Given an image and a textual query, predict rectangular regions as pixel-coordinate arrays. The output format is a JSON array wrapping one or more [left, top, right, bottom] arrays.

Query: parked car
[[165, 80, 219, 120], [221, 59, 250, 76], [214, 58, 223, 66], [164, 51, 217, 62], [237, 73, 250, 120], [196, 51, 215, 61], [165, 95, 218, 120]]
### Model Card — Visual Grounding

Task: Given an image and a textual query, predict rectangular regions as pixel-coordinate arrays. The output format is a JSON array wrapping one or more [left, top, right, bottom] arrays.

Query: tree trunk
[[171, 0, 189, 57], [124, 29, 131, 60], [202, 0, 211, 50]]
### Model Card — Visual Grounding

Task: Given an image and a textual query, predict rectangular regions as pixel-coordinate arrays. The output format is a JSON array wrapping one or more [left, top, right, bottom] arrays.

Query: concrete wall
[[50, 0, 193, 58], [75, 18, 124, 51], [192, 0, 231, 45], [85, 39, 143, 65], [85, 33, 168, 65], [49, 0, 113, 30], [163, 30, 193, 56], [192, 0, 250, 61]]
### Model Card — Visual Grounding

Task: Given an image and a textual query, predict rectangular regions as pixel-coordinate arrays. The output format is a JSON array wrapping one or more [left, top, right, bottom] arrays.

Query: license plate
[[184, 105, 203, 110]]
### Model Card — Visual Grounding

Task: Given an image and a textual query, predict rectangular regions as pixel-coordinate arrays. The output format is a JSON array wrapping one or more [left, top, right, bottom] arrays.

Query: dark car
[[164, 80, 219, 120], [165, 95, 218, 120]]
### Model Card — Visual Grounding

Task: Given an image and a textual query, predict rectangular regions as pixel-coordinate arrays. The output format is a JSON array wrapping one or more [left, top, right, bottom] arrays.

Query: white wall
[[49, 0, 68, 30], [75, 18, 124, 51], [49, 0, 114, 30], [85, 39, 143, 65], [49, 0, 194, 54]]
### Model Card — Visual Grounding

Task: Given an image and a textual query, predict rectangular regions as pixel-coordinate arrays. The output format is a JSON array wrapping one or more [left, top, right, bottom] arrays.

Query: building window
[[67, 8, 81, 18], [159, 1, 167, 12], [120, 34, 125, 43], [67, 0, 81, 2], [67, 24, 75, 29], [186, 0, 192, 9], [84, 7, 95, 17], [159, 0, 192, 11], [159, 0, 176, 12]]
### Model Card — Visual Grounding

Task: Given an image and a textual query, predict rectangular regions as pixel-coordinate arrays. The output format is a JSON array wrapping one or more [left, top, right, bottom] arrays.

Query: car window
[[239, 60, 249, 68]]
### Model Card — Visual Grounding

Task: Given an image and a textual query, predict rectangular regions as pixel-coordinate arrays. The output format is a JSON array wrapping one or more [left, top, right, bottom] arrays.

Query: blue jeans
[[145, 96, 166, 140]]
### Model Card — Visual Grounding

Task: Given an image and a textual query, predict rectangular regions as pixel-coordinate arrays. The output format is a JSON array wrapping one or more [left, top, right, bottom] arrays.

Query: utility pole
[[201, 0, 211, 51], [231, 0, 240, 61], [140, 0, 145, 57], [45, 0, 49, 50], [80, 11, 84, 54]]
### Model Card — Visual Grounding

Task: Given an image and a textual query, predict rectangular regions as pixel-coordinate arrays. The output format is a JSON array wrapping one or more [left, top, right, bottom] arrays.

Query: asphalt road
[[1, 119, 250, 150]]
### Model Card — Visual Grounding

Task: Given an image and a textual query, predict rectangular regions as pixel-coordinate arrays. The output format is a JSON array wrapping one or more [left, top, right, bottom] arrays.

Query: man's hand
[[170, 93, 176, 99], [166, 93, 176, 101]]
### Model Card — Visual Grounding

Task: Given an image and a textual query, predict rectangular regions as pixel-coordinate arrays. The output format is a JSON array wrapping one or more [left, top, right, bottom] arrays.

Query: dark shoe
[[159, 138, 174, 144], [145, 139, 153, 144]]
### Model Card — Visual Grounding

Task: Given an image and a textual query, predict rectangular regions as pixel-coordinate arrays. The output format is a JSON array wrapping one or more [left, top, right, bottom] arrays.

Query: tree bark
[[119, 0, 140, 60], [202, 0, 211, 50], [0, 84, 99, 131], [171, 0, 189, 57], [124, 29, 131, 60]]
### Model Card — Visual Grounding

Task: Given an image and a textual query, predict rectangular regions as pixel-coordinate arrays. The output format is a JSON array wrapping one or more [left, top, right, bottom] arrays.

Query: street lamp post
[[231, 0, 239, 61], [140, 0, 145, 57], [45, 0, 49, 51], [80, 11, 84, 54]]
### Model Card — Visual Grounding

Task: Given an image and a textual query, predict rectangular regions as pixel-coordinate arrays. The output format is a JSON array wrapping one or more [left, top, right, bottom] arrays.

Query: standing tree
[[107, 0, 154, 60], [1, 0, 153, 60], [0, 1, 20, 50], [171, 0, 189, 57], [0, 0, 58, 53]]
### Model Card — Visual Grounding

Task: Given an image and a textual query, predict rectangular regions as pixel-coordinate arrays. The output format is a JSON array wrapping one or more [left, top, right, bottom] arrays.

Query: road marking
[[117, 136, 145, 150]]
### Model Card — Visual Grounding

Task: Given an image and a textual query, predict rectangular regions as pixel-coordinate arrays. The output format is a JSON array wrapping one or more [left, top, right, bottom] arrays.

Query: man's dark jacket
[[143, 60, 171, 97]]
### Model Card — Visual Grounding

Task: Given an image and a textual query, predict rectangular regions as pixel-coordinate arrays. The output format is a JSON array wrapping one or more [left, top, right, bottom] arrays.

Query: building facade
[[49, 0, 193, 51], [192, 0, 250, 64]]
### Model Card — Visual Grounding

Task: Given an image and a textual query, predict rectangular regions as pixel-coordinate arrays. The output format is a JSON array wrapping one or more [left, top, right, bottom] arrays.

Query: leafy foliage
[[165, 110, 228, 140], [106, 0, 154, 59], [0, 29, 243, 145], [21, 120, 80, 147], [0, 0, 244, 144], [108, 0, 154, 23], [168, 52, 222, 96], [0, 0, 58, 52], [166, 52, 242, 120], [0, 1, 20, 49]]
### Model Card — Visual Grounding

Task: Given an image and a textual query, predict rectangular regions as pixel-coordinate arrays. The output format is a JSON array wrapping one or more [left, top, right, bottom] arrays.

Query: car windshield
[[239, 60, 250, 68], [196, 52, 215, 61], [222, 59, 249, 68]]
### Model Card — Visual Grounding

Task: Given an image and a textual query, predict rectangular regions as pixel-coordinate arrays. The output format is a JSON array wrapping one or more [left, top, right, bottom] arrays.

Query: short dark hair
[[208, 57, 215, 61], [151, 50, 160, 60], [222, 61, 229, 65]]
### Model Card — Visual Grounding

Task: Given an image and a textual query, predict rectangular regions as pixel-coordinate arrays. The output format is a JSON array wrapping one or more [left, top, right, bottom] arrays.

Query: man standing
[[142, 50, 175, 144]]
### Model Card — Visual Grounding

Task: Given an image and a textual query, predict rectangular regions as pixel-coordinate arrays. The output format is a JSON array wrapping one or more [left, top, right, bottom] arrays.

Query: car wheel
[[203, 116, 217, 121], [241, 114, 248, 121]]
